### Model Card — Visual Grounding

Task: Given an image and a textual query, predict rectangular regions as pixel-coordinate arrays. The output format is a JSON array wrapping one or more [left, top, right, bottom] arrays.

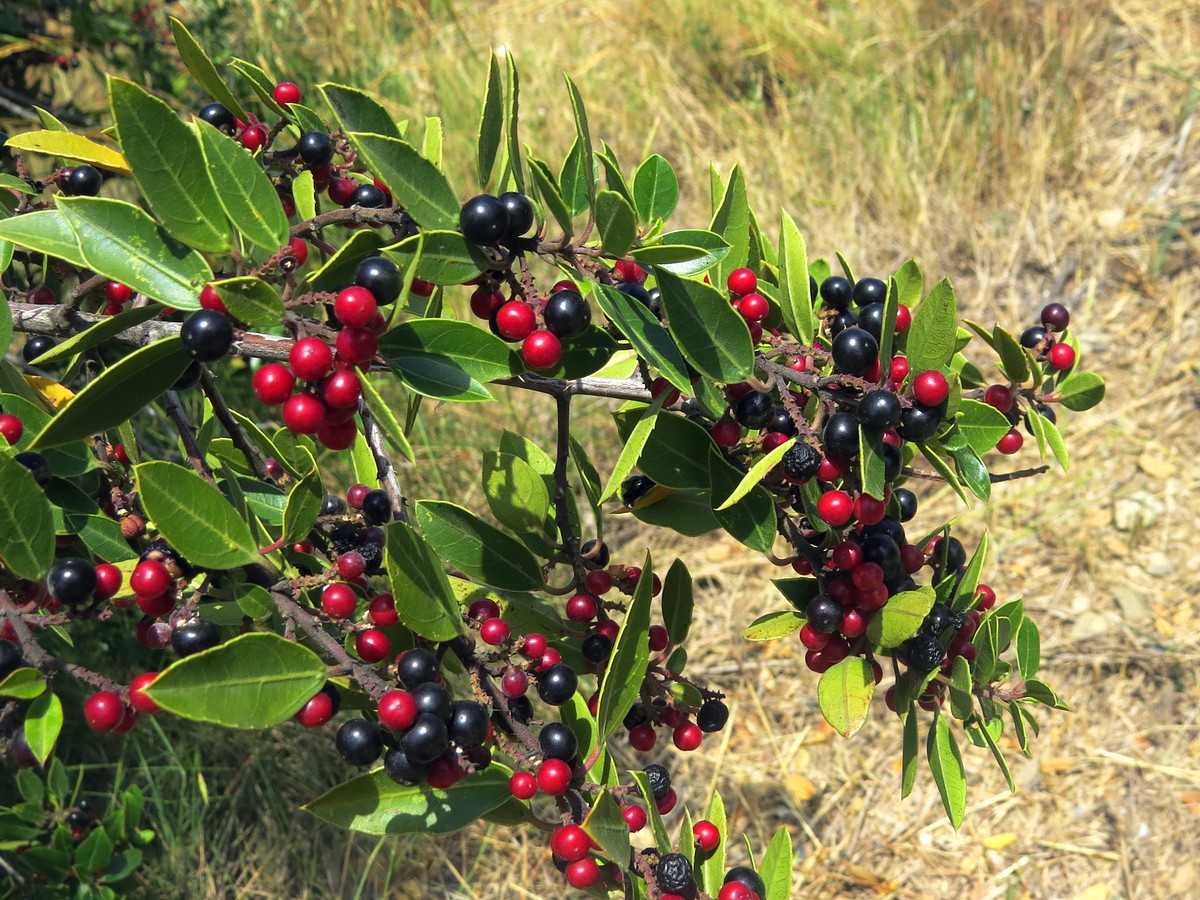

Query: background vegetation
[[3, 0, 1197, 896]]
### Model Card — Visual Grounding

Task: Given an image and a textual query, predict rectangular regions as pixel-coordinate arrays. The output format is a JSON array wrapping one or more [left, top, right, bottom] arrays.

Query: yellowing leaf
[[982, 832, 1018, 850], [24, 375, 74, 409], [5, 131, 130, 174]]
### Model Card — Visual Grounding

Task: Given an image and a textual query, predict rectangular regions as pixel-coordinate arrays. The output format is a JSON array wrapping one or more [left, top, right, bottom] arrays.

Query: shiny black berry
[[644, 762, 671, 800], [624, 703, 649, 730], [781, 442, 821, 480], [620, 475, 656, 509], [806, 594, 843, 633], [645, 287, 663, 317], [336, 718, 384, 765], [536, 664, 577, 706], [354, 256, 401, 304], [1019, 325, 1048, 349], [321, 494, 347, 516], [581, 539, 609, 568], [766, 406, 798, 436], [403, 712, 449, 764], [831, 327, 878, 376], [858, 390, 901, 431], [697, 698, 729, 733], [853, 277, 887, 307], [16, 452, 52, 488], [298, 131, 334, 167], [933, 536, 967, 574], [656, 853, 694, 894], [46, 557, 96, 605], [198, 102, 236, 132], [734, 391, 774, 429], [581, 633, 613, 663], [725, 866, 766, 897], [460, 194, 508, 245], [899, 403, 940, 443], [857, 301, 885, 342], [829, 309, 858, 337], [172, 619, 220, 657], [862, 533, 901, 570], [498, 192, 535, 241], [543, 290, 591, 339], [923, 604, 952, 636], [905, 634, 944, 673], [1041, 303, 1070, 331], [413, 682, 452, 722], [398, 647, 439, 688], [882, 441, 902, 481], [360, 490, 391, 526], [538, 722, 578, 761], [820, 276, 853, 310], [384, 745, 428, 785], [449, 700, 490, 750], [894, 487, 918, 521], [862, 516, 907, 547], [350, 184, 388, 208], [63, 165, 103, 197], [180, 310, 234, 362], [23, 335, 56, 363]]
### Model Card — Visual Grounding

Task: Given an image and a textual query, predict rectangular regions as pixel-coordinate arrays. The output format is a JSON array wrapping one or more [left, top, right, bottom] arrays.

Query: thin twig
[[163, 389, 216, 485], [198, 367, 271, 481], [359, 403, 408, 524]]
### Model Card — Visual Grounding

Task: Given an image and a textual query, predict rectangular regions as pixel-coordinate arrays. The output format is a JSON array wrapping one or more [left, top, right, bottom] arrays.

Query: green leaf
[[918, 437, 970, 505], [23, 305, 160, 366], [307, 229, 386, 291], [421, 116, 443, 167], [1056, 371, 1105, 411], [709, 164, 749, 281], [992, 326, 1030, 384], [699, 790, 727, 891], [0, 668, 46, 700], [595, 142, 633, 207], [193, 120, 289, 253], [384, 522, 463, 642], [858, 429, 887, 500], [358, 375, 414, 462], [710, 457, 776, 553], [949, 655, 974, 720], [817, 656, 875, 737], [594, 190, 637, 257], [596, 557, 654, 740], [559, 138, 590, 218], [951, 531, 990, 613], [168, 17, 246, 121], [225, 57, 287, 119], [145, 633, 324, 728], [0, 451, 55, 579], [55, 197, 213, 309], [948, 441, 991, 501], [632, 411, 717, 489], [135, 460, 260, 568], [771, 577, 821, 611], [880, 277, 901, 376], [503, 53, 525, 194], [108, 78, 228, 252], [381, 229, 489, 286], [777, 210, 815, 344], [632, 488, 720, 537], [29, 338, 189, 452], [905, 278, 958, 375], [743, 610, 805, 642], [476, 55, 503, 188], [655, 269, 754, 383], [379, 318, 516, 402], [538, 325, 615, 379], [759, 827, 794, 900], [598, 406, 663, 503], [65, 512, 138, 563], [660, 558, 693, 645], [630, 770, 671, 854], [582, 789, 629, 865], [0, 209, 86, 268], [526, 155, 573, 238], [632, 229, 730, 276], [0, 296, 10, 352], [317, 83, 399, 140], [594, 285, 690, 393], [282, 467, 322, 545], [482, 451, 552, 536], [563, 74, 595, 205], [344, 132, 458, 230], [715, 438, 794, 510], [866, 586, 936, 649], [957, 398, 1013, 456], [927, 714, 967, 828], [212, 276, 283, 328], [415, 500, 542, 591], [304, 762, 510, 834], [632, 154, 678, 223], [901, 704, 919, 797], [25, 691, 62, 765], [1016, 617, 1041, 680], [75, 822, 114, 873], [291, 169, 317, 224]]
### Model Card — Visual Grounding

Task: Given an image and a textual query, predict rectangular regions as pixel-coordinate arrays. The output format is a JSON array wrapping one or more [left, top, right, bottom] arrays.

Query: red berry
[[199, 284, 227, 314], [656, 788, 678, 815], [317, 418, 356, 450], [321, 582, 357, 619], [853, 494, 886, 526], [334, 551, 364, 580], [894, 303, 912, 332], [426, 755, 467, 790], [130, 559, 170, 599], [85, 692, 124, 732], [241, 125, 269, 151], [623, 803, 648, 831], [596, 620, 619, 642], [984, 384, 1014, 413], [128, 672, 160, 714], [649, 376, 681, 406], [521, 331, 561, 370], [648, 624, 669, 653], [328, 177, 356, 205], [290, 337, 333, 381], [996, 428, 1024, 455], [817, 456, 846, 482], [252, 363, 296, 405], [628, 723, 657, 752], [495, 300, 537, 341], [974, 583, 997, 610], [817, 490, 853, 526], [137, 592, 174, 617], [521, 633, 547, 659], [831, 541, 863, 571], [840, 608, 867, 638], [584, 569, 613, 594], [851, 562, 884, 590], [480, 617, 510, 645], [347, 483, 370, 509], [321, 369, 362, 409], [761, 431, 790, 454], [693, 819, 721, 853], [614, 259, 647, 284], [550, 824, 591, 862], [566, 594, 597, 623], [334, 286, 378, 328], [470, 287, 505, 319], [273, 81, 302, 104], [30, 285, 56, 305], [538, 648, 561, 669], [410, 278, 435, 297], [1048, 342, 1075, 370], [719, 883, 756, 900], [294, 690, 335, 727], [336, 327, 377, 366], [737, 292, 769, 322], [105, 282, 133, 306], [890, 356, 909, 382], [673, 722, 702, 751], [509, 771, 537, 800], [501, 669, 528, 698], [949, 637, 977, 661], [93, 563, 122, 598], [536, 758, 572, 795], [367, 592, 398, 627], [727, 267, 758, 296], [799, 623, 829, 651], [0, 414, 23, 445], [378, 689, 419, 731], [900, 543, 925, 574], [711, 420, 742, 447], [283, 393, 326, 434], [355, 629, 391, 663], [912, 370, 949, 406], [564, 857, 600, 889]]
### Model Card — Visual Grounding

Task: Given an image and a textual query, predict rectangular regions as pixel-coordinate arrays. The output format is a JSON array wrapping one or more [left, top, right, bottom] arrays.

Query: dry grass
[[102, 0, 1200, 894]]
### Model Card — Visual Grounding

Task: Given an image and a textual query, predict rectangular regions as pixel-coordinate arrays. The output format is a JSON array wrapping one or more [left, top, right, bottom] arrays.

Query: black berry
[[398, 647, 439, 688], [198, 103, 236, 132], [856, 301, 885, 342], [644, 762, 671, 800], [766, 406, 798, 437], [350, 184, 388, 208], [580, 539, 610, 568], [581, 633, 613, 663], [336, 718, 384, 765], [829, 309, 858, 337], [321, 494, 347, 516], [180, 310, 234, 362], [656, 853, 694, 894], [823, 412, 861, 459], [538, 722, 578, 761], [0, 640, 23, 679], [543, 290, 591, 340], [853, 277, 887, 307], [862, 533, 901, 569], [859, 390, 901, 431], [498, 192, 535, 241], [354, 256, 401, 305], [820, 276, 853, 310], [63, 165, 103, 197], [492, 694, 532, 734], [360, 490, 391, 525], [831, 327, 878, 376], [697, 698, 729, 733], [781, 442, 822, 480], [402, 712, 449, 764], [459, 194, 508, 245], [173, 360, 202, 389], [1041, 303, 1070, 331], [384, 745, 428, 785], [172, 619, 220, 657], [894, 487, 918, 521], [734, 391, 774, 429], [899, 403, 940, 443], [298, 131, 334, 167], [413, 682, 453, 722], [449, 700, 490, 750], [1019, 325, 1048, 349], [923, 604, 952, 636], [46, 557, 97, 605], [16, 452, 52, 488], [725, 866, 766, 897], [620, 475, 656, 509], [23, 335, 56, 363], [536, 664, 577, 706], [905, 633, 944, 673], [806, 594, 843, 633], [881, 441, 902, 482]]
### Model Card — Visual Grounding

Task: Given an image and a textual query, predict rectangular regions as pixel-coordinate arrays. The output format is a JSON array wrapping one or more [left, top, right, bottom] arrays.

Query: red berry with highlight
[[566, 594, 597, 622], [130, 560, 170, 599], [817, 490, 853, 526], [321, 583, 357, 619], [628, 723, 657, 752], [536, 758, 572, 795], [283, 393, 326, 434], [290, 337, 333, 381], [913, 370, 949, 406], [355, 629, 390, 663], [128, 672, 160, 714], [1049, 342, 1076, 370], [565, 857, 600, 889], [0, 414, 22, 445], [495, 300, 537, 341], [334, 286, 378, 328], [693, 819, 720, 853], [480, 617, 510, 646], [253, 363, 295, 405], [85, 692, 124, 732], [521, 331, 561, 370], [378, 689, 419, 731], [551, 824, 591, 863], [673, 722, 702, 751], [623, 803, 648, 831], [509, 770, 537, 800], [273, 81, 301, 104], [984, 384, 1014, 413], [996, 428, 1024, 455], [336, 327, 378, 366], [727, 268, 758, 296]]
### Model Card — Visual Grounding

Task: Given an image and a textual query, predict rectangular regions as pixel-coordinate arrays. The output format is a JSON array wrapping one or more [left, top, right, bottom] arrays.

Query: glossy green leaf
[[109, 78, 228, 251], [415, 500, 542, 591], [709, 164, 749, 281], [65, 512, 138, 563], [818, 656, 875, 737], [0, 668, 46, 700], [0, 209, 87, 267], [3, 130, 128, 173], [594, 189, 637, 258], [638, 412, 717, 489], [866, 586, 936, 649], [630, 770, 670, 854], [476, 55, 503, 187], [596, 557, 654, 740], [23, 305, 160, 366], [75, 822, 114, 873], [582, 789, 629, 864], [358, 375, 414, 462], [595, 142, 633, 206], [759, 826, 794, 900], [194, 120, 289, 252], [743, 610, 805, 642], [901, 703, 919, 797], [632, 228, 730, 275], [226, 57, 287, 119], [927, 714, 967, 828], [25, 691, 62, 765], [594, 285, 690, 392], [345, 132, 458, 230], [282, 467, 322, 545], [858, 429, 887, 500], [30, 337, 190, 450], [631, 488, 719, 536], [632, 154, 678, 223], [957, 398, 1012, 456], [0, 450, 55, 579], [699, 790, 728, 891], [527, 155, 573, 238], [382, 229, 488, 286], [715, 438, 794, 510], [709, 455, 776, 553], [307, 229, 386, 291], [212, 276, 283, 328], [771, 576, 821, 611], [55, 197, 212, 310], [538, 325, 615, 379], [384, 522, 463, 642], [1056, 370, 1105, 411], [1037, 410, 1069, 470], [168, 17, 245, 120], [379, 318, 516, 402], [918, 437, 971, 506], [318, 82, 399, 139], [655, 269, 754, 383], [992, 325, 1029, 383], [905, 277, 958, 375], [559, 138, 590, 218], [951, 531, 990, 613], [1016, 617, 1041, 680], [660, 558, 693, 645], [482, 451, 551, 536], [503, 53, 524, 193], [880, 276, 901, 373], [290, 169, 317, 224], [421, 116, 443, 167], [777, 210, 815, 343], [949, 656, 974, 720], [598, 406, 662, 503], [136, 460, 260, 568], [563, 74, 594, 203]]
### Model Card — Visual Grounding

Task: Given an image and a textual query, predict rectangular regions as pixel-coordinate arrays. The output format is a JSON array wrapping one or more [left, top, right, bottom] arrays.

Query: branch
[[359, 402, 408, 524], [0, 592, 123, 693], [551, 393, 579, 571], [163, 389, 216, 485], [902, 464, 1050, 484], [198, 367, 271, 482]]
